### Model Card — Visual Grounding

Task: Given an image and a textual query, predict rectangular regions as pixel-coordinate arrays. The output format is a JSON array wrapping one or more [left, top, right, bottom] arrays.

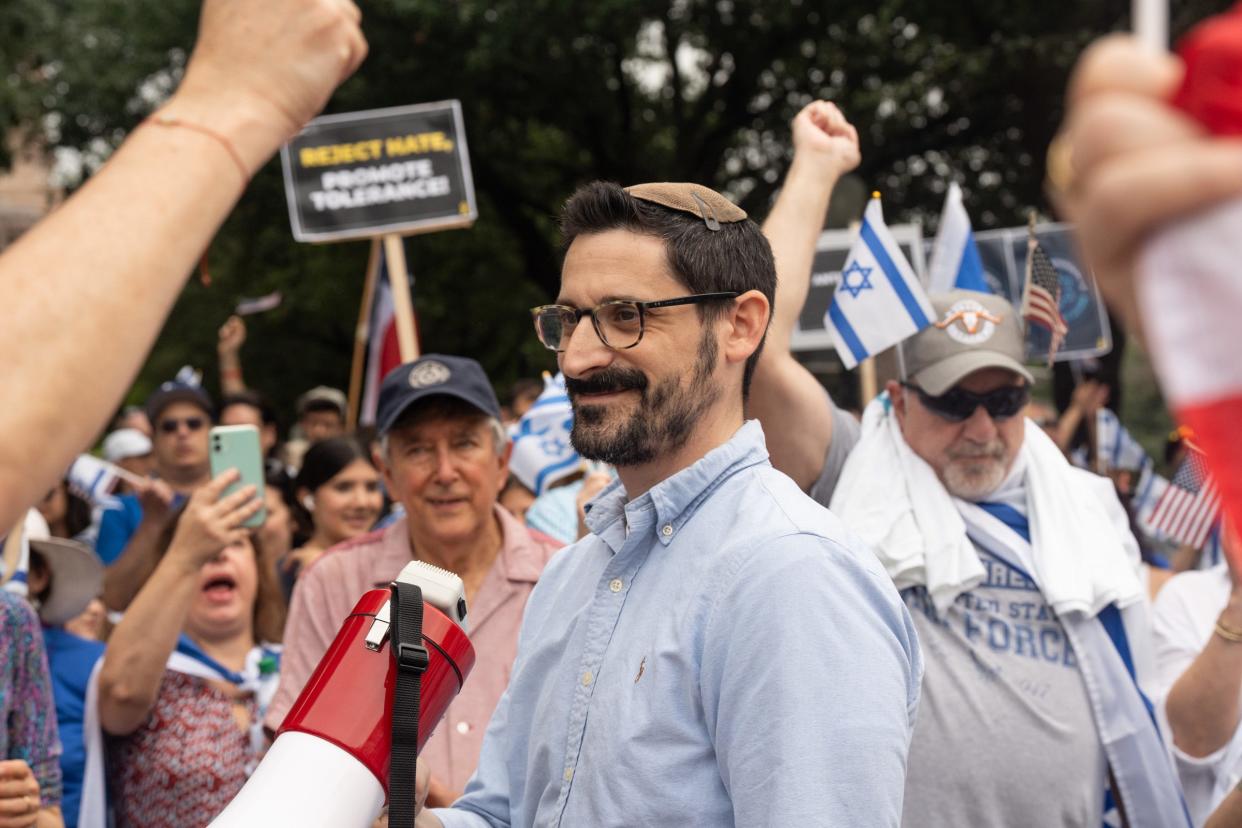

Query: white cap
[[102, 428, 153, 462]]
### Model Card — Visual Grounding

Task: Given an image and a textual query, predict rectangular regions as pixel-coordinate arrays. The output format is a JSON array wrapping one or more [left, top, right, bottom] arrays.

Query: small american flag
[[1021, 235, 1068, 364], [1141, 445, 1222, 549]]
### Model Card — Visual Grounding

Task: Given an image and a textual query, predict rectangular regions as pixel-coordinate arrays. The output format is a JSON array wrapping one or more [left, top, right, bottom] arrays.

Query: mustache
[[947, 440, 1006, 461], [565, 368, 648, 398]]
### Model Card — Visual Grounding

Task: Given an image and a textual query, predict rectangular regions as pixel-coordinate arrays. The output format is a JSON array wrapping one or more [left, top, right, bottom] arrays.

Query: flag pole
[[383, 233, 421, 362], [1132, 0, 1168, 52], [347, 238, 383, 432]]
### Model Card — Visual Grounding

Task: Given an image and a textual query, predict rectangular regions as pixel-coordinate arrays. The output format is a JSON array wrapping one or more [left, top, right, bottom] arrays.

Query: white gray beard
[[942, 457, 1009, 501]]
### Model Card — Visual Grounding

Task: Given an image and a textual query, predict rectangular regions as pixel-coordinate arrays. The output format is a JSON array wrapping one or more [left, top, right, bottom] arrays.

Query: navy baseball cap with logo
[[376, 354, 504, 435]]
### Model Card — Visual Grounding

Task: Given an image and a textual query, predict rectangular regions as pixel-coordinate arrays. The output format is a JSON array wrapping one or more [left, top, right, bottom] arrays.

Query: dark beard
[[567, 329, 719, 467]]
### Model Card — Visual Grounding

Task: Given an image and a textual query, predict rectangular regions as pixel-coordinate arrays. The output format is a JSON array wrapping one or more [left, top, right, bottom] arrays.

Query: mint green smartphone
[[209, 425, 267, 529]]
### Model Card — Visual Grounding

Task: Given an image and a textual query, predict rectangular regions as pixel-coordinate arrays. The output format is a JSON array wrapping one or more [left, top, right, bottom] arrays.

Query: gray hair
[[379, 416, 507, 463]]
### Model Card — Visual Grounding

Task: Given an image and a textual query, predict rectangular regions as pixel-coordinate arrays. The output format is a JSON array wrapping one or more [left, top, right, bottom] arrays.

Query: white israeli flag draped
[[927, 182, 989, 294], [826, 196, 936, 369]]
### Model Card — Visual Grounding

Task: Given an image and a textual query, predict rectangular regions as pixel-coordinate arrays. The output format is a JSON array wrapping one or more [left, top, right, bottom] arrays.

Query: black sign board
[[280, 100, 477, 242]]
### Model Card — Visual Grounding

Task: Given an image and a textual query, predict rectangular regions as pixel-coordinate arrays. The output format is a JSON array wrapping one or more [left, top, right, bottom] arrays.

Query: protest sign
[[280, 100, 477, 243], [974, 223, 1112, 362]]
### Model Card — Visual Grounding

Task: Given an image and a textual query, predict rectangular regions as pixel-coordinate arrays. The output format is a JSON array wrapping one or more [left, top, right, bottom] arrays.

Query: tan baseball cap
[[903, 290, 1034, 395]]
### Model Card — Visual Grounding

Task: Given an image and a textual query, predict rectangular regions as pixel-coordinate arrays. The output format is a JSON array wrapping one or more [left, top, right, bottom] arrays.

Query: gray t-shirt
[[808, 403, 861, 505], [900, 545, 1106, 827]]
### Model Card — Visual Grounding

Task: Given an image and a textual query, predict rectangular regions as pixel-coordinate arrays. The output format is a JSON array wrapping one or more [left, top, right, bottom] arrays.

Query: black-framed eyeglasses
[[531, 292, 740, 352], [902, 382, 1030, 423], [158, 416, 206, 434]]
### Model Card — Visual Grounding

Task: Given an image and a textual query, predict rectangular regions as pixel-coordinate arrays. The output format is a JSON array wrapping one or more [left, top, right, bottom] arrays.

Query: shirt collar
[[584, 420, 770, 547], [493, 504, 551, 583]]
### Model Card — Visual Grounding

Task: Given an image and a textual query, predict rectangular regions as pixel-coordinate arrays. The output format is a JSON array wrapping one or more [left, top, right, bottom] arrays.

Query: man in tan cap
[[418, 180, 921, 827], [751, 100, 1185, 827]]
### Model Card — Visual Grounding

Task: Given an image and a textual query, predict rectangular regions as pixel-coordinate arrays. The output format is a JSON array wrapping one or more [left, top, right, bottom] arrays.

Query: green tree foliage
[[0, 0, 1231, 430]]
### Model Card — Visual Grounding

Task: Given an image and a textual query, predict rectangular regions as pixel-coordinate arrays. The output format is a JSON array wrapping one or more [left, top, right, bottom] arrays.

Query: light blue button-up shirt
[[436, 420, 922, 828]]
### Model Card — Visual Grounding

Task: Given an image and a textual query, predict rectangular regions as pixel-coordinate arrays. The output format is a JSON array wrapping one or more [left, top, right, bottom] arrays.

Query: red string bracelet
[[146, 114, 250, 186]]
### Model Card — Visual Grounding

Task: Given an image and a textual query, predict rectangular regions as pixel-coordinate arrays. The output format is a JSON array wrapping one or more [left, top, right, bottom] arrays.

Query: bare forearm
[[102, 520, 167, 612], [99, 555, 199, 734], [0, 94, 273, 532], [1053, 405, 1085, 452], [219, 352, 247, 395], [761, 155, 841, 348], [1166, 628, 1242, 756]]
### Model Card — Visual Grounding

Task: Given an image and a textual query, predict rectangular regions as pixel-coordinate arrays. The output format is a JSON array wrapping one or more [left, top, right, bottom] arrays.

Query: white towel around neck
[[829, 395, 1143, 617]]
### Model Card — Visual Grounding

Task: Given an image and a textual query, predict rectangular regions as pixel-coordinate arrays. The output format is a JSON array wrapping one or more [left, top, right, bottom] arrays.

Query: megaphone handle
[[389, 581, 429, 826]]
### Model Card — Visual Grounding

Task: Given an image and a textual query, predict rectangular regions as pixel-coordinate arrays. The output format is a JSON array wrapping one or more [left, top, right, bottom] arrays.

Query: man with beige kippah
[[417, 178, 922, 827], [752, 101, 1187, 826]]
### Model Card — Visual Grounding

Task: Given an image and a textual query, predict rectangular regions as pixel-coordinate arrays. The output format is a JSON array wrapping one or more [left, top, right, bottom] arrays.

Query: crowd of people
[[3, 2, 1242, 827]]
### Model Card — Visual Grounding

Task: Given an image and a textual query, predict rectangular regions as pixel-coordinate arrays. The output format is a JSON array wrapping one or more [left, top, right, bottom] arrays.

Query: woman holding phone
[[98, 471, 285, 828]]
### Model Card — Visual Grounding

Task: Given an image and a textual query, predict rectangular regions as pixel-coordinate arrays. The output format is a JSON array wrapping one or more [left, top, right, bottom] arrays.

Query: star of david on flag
[[825, 195, 936, 369], [839, 262, 873, 298]]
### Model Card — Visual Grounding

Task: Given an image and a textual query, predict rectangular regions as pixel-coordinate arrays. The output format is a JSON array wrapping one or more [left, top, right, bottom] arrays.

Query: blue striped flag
[[927, 182, 989, 294], [826, 196, 936, 369]]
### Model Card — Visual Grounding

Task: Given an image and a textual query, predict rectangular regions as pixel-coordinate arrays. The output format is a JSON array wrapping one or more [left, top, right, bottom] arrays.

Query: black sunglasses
[[158, 416, 206, 434], [902, 382, 1030, 423]]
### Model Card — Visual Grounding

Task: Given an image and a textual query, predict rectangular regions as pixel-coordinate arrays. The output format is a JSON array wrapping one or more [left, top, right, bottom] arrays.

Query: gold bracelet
[[146, 114, 250, 186], [1215, 619, 1242, 643]]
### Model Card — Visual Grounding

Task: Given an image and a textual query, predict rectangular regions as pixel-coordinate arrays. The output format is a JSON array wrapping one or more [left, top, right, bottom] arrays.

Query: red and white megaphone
[[211, 561, 475, 826]]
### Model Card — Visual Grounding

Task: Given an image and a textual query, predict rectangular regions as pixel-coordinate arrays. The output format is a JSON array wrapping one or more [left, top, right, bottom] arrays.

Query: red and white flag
[[1139, 5, 1242, 562], [359, 247, 410, 425]]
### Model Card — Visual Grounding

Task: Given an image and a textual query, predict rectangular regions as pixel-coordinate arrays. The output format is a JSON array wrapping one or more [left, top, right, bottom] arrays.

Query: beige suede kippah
[[624, 182, 747, 231]]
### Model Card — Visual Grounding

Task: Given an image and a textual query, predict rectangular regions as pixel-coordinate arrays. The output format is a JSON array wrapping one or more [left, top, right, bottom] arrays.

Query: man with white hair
[[267, 355, 561, 806], [750, 99, 1187, 826]]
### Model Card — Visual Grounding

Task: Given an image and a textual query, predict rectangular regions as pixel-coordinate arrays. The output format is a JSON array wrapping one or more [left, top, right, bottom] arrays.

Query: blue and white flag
[[928, 182, 989, 294], [509, 373, 581, 495], [1095, 408, 1153, 475], [826, 196, 936, 369]]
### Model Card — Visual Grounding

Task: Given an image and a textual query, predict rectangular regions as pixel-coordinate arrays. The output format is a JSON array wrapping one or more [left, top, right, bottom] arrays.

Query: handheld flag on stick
[[928, 182, 989, 294], [1138, 441, 1222, 550], [67, 454, 147, 505], [825, 194, 935, 369], [1021, 218, 1068, 365]]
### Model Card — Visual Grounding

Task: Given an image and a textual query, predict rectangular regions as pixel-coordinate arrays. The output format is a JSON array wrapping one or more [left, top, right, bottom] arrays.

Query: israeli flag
[[826, 196, 936, 369], [927, 182, 989, 294], [509, 373, 581, 495]]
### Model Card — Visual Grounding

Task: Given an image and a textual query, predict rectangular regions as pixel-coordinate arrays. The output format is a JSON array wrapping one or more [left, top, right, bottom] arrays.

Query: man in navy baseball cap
[[269, 354, 561, 805]]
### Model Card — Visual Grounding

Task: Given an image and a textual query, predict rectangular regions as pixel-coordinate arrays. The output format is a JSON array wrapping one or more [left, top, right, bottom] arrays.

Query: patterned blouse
[[0, 591, 63, 808], [107, 671, 258, 828]]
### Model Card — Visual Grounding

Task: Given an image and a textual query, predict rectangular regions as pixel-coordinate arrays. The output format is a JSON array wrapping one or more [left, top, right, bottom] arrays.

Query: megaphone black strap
[[389, 581, 428, 827]]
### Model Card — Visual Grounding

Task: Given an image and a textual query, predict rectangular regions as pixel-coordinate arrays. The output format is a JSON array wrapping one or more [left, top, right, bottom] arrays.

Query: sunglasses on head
[[902, 382, 1030, 423], [158, 416, 206, 434]]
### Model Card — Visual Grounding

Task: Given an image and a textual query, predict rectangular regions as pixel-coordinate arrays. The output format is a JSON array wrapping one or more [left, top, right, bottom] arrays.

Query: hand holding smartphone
[[209, 425, 267, 528]]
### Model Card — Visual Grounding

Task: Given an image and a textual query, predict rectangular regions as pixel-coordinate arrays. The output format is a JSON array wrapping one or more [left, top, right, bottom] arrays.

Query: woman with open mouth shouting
[[97, 470, 286, 828]]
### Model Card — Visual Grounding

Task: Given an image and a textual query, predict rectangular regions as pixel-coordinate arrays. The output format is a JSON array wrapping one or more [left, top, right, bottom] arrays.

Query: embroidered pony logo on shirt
[[634, 656, 646, 684]]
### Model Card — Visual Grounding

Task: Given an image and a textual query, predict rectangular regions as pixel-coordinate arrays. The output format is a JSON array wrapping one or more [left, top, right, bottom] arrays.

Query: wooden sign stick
[[383, 233, 421, 362], [347, 238, 383, 431]]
